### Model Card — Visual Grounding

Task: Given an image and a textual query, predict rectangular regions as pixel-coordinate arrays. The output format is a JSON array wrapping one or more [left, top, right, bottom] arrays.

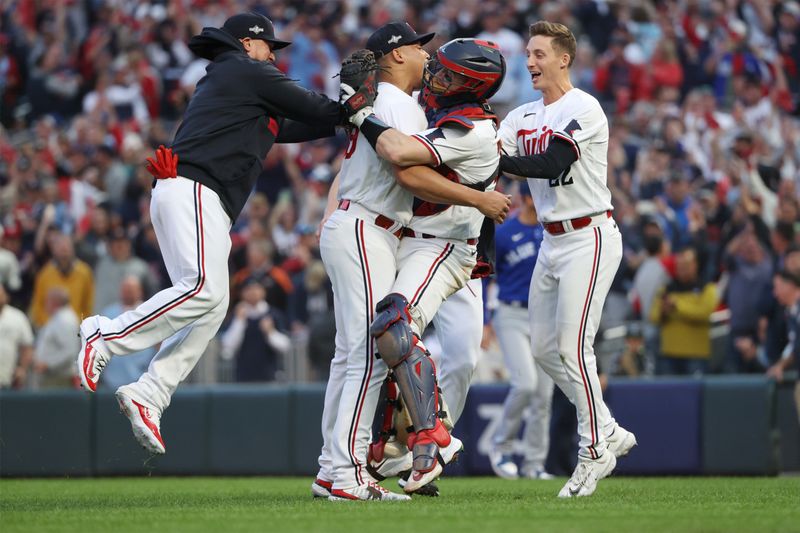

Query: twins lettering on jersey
[[517, 125, 553, 156], [516, 120, 581, 188]]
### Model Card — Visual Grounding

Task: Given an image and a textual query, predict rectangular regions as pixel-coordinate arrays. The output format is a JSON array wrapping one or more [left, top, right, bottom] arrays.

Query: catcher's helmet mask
[[422, 38, 506, 101]]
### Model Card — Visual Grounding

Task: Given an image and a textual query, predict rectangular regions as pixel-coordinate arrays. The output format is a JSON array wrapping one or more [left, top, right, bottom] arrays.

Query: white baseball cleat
[[369, 451, 413, 480], [311, 478, 333, 498], [328, 482, 411, 501], [489, 450, 519, 480], [402, 435, 463, 493], [115, 388, 166, 454], [76, 317, 111, 392], [607, 425, 638, 458], [397, 471, 439, 497], [558, 452, 616, 498]]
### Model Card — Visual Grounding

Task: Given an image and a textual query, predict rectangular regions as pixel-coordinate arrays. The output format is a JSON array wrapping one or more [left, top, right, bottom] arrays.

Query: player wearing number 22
[[498, 21, 637, 498]]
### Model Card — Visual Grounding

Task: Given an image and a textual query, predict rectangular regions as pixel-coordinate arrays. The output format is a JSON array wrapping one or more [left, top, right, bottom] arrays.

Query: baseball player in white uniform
[[489, 186, 554, 480], [316, 24, 510, 501], [497, 21, 637, 498], [346, 37, 507, 493]]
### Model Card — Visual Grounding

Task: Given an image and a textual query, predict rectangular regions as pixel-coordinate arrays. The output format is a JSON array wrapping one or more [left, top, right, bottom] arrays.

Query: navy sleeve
[[500, 136, 578, 179], [254, 63, 343, 127], [276, 118, 336, 143]]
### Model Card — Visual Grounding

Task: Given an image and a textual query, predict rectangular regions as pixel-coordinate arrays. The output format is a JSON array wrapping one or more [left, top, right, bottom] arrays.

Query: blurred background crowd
[[0, 0, 798, 391]]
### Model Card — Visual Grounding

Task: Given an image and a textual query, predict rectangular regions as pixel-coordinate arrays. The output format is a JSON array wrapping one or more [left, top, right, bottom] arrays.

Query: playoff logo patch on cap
[[222, 12, 292, 49], [366, 21, 435, 58]]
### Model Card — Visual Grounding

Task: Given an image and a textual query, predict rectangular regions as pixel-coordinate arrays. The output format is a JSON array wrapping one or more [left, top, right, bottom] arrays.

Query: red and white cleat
[[328, 481, 411, 501], [115, 389, 166, 455], [403, 435, 463, 493], [311, 478, 333, 498], [76, 317, 111, 393]]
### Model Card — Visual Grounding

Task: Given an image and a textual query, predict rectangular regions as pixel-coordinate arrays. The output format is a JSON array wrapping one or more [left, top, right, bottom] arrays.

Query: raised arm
[[373, 127, 437, 167], [276, 118, 336, 144], [255, 62, 344, 127], [336, 50, 433, 167]]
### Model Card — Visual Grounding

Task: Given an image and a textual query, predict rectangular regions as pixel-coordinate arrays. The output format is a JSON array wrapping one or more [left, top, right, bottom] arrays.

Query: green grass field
[[2, 477, 799, 533]]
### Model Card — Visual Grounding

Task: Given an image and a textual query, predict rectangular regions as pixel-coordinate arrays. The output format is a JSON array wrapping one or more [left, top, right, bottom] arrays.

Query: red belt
[[402, 227, 478, 245], [338, 199, 403, 239], [544, 210, 612, 235]]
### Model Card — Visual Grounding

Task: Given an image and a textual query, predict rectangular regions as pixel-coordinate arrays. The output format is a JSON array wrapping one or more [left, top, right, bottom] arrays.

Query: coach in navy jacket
[[172, 12, 345, 220]]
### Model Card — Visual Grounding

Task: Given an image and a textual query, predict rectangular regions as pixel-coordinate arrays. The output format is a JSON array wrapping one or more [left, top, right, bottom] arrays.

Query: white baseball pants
[[319, 208, 398, 490], [315, 323, 347, 484], [432, 278, 483, 424], [492, 302, 553, 471], [529, 218, 621, 460], [91, 177, 231, 413], [393, 237, 476, 336]]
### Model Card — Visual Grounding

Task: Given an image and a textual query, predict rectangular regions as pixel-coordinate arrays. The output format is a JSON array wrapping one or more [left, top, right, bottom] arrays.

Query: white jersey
[[499, 88, 612, 223], [337, 82, 427, 225], [407, 119, 499, 239]]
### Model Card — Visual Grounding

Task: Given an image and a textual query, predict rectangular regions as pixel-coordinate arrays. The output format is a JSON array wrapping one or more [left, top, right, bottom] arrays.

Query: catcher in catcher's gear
[[342, 37, 507, 494]]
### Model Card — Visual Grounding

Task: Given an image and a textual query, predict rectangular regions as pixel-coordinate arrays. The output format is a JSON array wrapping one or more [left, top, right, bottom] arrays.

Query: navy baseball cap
[[366, 22, 435, 58], [222, 12, 291, 50]]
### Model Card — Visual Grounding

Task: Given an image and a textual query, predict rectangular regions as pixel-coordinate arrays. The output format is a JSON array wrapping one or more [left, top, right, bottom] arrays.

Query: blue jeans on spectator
[[656, 355, 707, 376]]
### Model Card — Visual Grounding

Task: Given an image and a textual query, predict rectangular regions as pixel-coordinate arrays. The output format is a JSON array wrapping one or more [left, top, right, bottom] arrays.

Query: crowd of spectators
[[0, 0, 798, 389]]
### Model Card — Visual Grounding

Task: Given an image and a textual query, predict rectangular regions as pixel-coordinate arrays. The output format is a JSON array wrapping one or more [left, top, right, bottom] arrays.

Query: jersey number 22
[[549, 170, 574, 188]]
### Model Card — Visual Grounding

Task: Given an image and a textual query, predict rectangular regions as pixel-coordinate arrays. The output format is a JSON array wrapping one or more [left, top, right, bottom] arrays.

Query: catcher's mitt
[[337, 49, 381, 127]]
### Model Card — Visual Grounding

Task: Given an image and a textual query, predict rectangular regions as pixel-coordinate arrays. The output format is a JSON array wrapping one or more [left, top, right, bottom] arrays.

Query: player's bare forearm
[[393, 165, 511, 223], [394, 165, 482, 206], [377, 129, 436, 167]]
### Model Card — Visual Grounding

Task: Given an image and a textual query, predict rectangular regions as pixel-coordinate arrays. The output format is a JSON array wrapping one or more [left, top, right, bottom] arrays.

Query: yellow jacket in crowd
[[29, 260, 94, 329], [650, 281, 718, 359]]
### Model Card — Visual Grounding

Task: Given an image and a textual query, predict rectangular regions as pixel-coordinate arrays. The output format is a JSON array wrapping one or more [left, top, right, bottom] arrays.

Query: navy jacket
[[172, 27, 343, 220]]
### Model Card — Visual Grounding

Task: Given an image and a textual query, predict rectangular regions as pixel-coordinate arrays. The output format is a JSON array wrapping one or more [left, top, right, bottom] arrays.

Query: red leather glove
[[145, 145, 178, 179]]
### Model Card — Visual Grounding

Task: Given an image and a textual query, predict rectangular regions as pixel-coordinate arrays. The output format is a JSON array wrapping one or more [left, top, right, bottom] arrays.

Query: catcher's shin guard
[[390, 339, 440, 433], [392, 340, 450, 474], [370, 293, 414, 361], [371, 293, 448, 474]]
